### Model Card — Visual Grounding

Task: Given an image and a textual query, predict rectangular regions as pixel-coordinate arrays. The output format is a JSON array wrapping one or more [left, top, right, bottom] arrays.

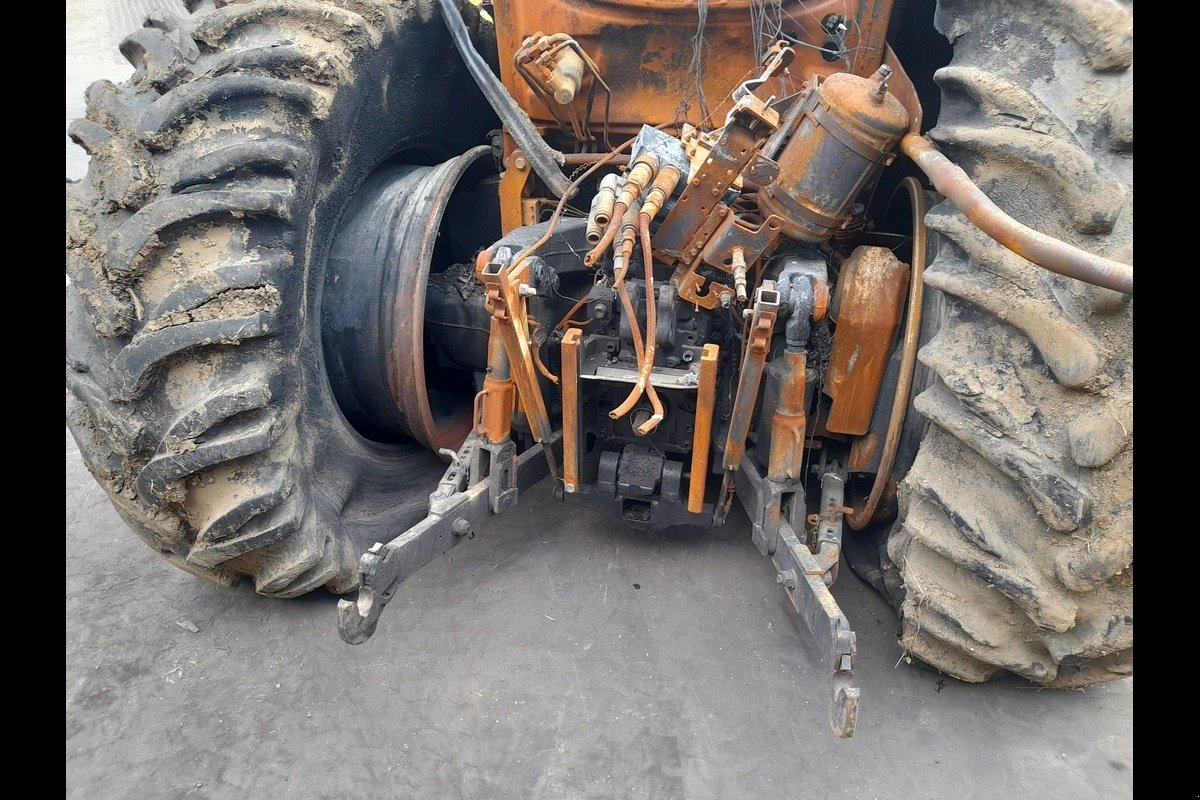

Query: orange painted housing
[[493, 0, 894, 146]]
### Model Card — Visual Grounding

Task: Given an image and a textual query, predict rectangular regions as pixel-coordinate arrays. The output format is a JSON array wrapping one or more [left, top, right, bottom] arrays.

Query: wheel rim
[[322, 146, 498, 451]]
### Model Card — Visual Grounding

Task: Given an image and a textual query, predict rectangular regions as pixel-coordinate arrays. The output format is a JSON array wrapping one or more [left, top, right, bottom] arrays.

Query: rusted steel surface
[[847, 429, 880, 472], [825, 246, 909, 435], [498, 145, 534, 235], [812, 278, 830, 321], [688, 343, 720, 513], [901, 134, 1134, 295], [560, 327, 583, 492], [696, 211, 777, 278], [382, 148, 491, 453], [657, 116, 768, 309], [851, 0, 893, 77], [881, 45, 921, 133], [767, 349, 808, 482], [722, 282, 780, 471], [562, 152, 630, 166], [758, 67, 908, 243], [519, 198, 542, 226], [493, 0, 893, 143], [847, 177, 924, 530], [654, 122, 761, 264]]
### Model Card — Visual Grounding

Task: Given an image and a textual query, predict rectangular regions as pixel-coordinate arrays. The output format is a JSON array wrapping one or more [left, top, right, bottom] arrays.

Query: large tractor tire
[[66, 0, 496, 597], [879, 0, 1133, 685]]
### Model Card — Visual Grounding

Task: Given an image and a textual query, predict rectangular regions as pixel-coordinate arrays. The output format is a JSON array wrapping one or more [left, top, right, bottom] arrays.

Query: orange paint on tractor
[[492, 0, 893, 144]]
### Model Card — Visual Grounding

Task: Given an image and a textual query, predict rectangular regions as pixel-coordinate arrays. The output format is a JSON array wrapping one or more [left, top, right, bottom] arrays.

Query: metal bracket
[[812, 471, 847, 584], [479, 250, 560, 480], [336, 435, 549, 645], [722, 282, 780, 471]]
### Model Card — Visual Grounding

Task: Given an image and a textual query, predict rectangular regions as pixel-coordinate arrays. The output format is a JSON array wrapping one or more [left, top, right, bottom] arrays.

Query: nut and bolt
[[518, 283, 538, 297], [719, 292, 733, 308], [513, 155, 528, 170], [592, 303, 609, 319], [776, 569, 798, 590], [870, 65, 893, 103], [451, 518, 472, 536]]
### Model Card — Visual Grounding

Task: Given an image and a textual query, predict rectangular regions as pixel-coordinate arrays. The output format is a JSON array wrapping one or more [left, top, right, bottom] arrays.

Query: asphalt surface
[[66, 3, 1133, 798]]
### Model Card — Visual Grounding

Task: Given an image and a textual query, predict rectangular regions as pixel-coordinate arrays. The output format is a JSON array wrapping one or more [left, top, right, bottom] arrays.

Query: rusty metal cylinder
[[480, 318, 516, 443], [758, 66, 909, 243], [767, 349, 808, 482]]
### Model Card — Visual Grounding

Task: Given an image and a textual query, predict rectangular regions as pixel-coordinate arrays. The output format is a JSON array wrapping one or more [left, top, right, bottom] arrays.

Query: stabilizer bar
[[337, 437, 551, 645], [735, 453, 859, 737]]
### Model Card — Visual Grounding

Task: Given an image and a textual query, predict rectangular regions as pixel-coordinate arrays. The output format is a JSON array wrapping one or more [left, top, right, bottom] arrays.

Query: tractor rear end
[[67, 0, 1133, 739]]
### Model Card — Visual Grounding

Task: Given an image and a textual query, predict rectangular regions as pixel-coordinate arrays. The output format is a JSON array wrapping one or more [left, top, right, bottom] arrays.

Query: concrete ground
[[66, 3, 1132, 798]]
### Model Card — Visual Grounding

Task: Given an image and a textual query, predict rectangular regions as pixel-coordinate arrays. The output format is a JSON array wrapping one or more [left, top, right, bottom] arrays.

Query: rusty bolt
[[776, 570, 798, 590], [452, 518, 472, 536], [870, 65, 893, 103], [513, 155, 528, 170]]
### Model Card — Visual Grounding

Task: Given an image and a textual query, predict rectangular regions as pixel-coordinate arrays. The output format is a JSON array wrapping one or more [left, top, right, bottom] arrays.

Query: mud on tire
[[879, 0, 1133, 685], [66, 0, 495, 597]]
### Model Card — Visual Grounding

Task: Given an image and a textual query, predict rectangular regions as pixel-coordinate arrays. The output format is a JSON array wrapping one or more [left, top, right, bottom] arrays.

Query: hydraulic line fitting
[[594, 174, 619, 227], [640, 165, 681, 221], [616, 153, 660, 209]]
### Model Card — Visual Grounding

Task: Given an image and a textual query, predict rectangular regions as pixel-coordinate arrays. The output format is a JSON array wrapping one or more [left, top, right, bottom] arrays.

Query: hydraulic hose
[[902, 134, 1132, 295]]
